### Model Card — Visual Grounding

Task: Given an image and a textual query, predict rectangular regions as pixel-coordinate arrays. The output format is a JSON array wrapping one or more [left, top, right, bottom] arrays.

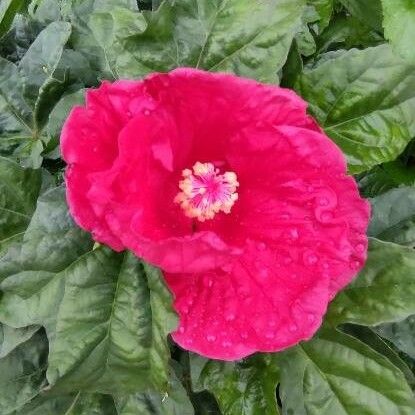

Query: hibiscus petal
[[165, 241, 330, 360]]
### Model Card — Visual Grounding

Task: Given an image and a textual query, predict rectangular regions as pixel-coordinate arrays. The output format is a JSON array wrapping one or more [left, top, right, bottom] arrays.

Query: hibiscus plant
[[1, 0, 415, 414]]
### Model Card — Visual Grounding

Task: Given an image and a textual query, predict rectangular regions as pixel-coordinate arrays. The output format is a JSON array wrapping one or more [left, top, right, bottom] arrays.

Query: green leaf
[[45, 89, 85, 157], [115, 366, 194, 415], [190, 354, 280, 415], [0, 57, 32, 132], [45, 249, 177, 394], [308, 0, 334, 33], [296, 44, 415, 173], [0, 0, 27, 39], [279, 328, 415, 415], [374, 315, 415, 360], [327, 238, 415, 326], [0, 323, 39, 358], [339, 0, 383, 31], [18, 21, 71, 129], [369, 186, 415, 247], [340, 324, 415, 387], [116, 0, 305, 83], [0, 330, 48, 415], [382, 0, 415, 64], [315, 15, 383, 54], [0, 187, 92, 284], [0, 187, 176, 394], [13, 392, 117, 415], [358, 160, 415, 198], [0, 156, 41, 244]]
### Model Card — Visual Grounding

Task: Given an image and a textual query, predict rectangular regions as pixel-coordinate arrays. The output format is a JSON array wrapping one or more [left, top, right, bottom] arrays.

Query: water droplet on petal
[[265, 331, 275, 339], [350, 259, 361, 270], [258, 269, 269, 278], [240, 331, 248, 339], [222, 340, 232, 348], [303, 251, 318, 266], [307, 314, 316, 323], [178, 326, 185, 334], [289, 228, 299, 240], [206, 334, 216, 343], [142, 108, 151, 116], [321, 211, 334, 222], [288, 323, 298, 333], [355, 243, 365, 253], [126, 110, 133, 118], [225, 313, 236, 322], [182, 306, 189, 314], [257, 242, 266, 251], [279, 212, 292, 220], [318, 197, 329, 206]]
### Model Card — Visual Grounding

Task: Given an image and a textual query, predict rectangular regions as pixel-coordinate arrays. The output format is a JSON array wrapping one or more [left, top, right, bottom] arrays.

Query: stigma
[[174, 162, 239, 222]]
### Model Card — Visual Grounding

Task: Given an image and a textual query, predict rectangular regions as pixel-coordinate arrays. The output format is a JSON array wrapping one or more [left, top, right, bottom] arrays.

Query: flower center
[[175, 162, 239, 222]]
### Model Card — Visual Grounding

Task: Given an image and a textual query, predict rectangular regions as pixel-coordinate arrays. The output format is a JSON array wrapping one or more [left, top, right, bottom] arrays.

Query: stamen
[[175, 162, 239, 222]]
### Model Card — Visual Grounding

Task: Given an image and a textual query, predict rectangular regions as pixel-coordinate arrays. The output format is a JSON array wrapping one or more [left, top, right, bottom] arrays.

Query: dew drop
[[265, 331, 275, 339], [318, 197, 329, 206], [288, 323, 298, 333], [289, 228, 299, 240], [182, 306, 189, 314], [355, 243, 365, 253], [322, 262, 329, 269], [142, 108, 151, 116], [240, 331, 248, 339], [307, 314, 316, 323], [258, 269, 269, 278], [178, 326, 185, 334], [126, 110, 133, 118], [206, 334, 216, 343], [222, 340, 232, 348], [279, 212, 292, 220], [284, 256, 293, 265], [321, 211, 334, 222], [269, 319, 277, 327], [257, 242, 266, 251], [350, 259, 361, 270], [304, 251, 318, 266], [225, 313, 236, 322]]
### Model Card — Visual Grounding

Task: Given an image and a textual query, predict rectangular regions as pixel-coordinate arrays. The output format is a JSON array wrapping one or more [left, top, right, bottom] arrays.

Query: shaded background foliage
[[1, 0, 415, 414]]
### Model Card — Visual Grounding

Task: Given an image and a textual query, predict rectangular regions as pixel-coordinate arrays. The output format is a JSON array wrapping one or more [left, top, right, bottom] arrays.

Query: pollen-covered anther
[[175, 162, 239, 221]]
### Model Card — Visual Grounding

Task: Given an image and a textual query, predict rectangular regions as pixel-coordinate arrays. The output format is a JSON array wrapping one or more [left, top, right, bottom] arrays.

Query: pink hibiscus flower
[[62, 68, 370, 360]]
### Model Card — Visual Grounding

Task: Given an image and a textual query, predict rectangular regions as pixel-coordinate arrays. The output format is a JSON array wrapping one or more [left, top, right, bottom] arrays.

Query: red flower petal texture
[[62, 69, 370, 360]]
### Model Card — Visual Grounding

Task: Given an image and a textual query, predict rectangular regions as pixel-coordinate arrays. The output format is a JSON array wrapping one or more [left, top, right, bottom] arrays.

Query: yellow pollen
[[175, 162, 239, 222]]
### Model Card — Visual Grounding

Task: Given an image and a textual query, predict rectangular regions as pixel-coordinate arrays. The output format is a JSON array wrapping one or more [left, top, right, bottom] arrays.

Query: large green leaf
[[0, 57, 32, 132], [115, 367, 194, 415], [374, 315, 415, 360], [0, 0, 27, 38], [46, 249, 177, 394], [18, 21, 71, 130], [0, 188, 176, 394], [116, 0, 305, 82], [190, 354, 280, 415], [0, 323, 39, 358], [327, 238, 415, 326], [0, 156, 41, 244], [296, 44, 415, 173], [0, 331, 48, 415], [338, 0, 383, 31], [19, 21, 71, 103], [369, 186, 415, 247], [12, 392, 117, 415], [279, 328, 415, 415], [308, 0, 334, 33], [382, 0, 415, 64], [358, 160, 415, 198]]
